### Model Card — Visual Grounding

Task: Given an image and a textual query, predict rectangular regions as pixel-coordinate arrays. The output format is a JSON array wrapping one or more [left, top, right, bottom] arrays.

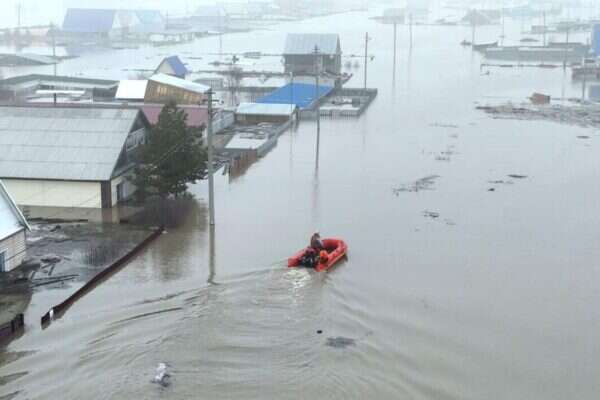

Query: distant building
[[155, 56, 189, 79], [0, 106, 149, 209], [144, 73, 210, 105], [283, 33, 342, 76], [0, 180, 30, 273], [0, 74, 118, 103], [191, 5, 229, 33], [62, 8, 165, 40], [461, 9, 501, 25]]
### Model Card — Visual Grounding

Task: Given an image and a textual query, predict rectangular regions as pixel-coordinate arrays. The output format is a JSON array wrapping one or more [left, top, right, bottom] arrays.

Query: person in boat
[[310, 232, 324, 251]]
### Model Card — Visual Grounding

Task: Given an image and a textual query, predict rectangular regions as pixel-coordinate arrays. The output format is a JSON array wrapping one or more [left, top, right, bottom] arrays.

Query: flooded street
[[3, 9, 600, 400]]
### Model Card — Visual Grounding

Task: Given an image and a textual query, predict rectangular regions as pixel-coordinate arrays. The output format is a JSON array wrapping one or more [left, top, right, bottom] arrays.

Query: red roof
[[140, 104, 209, 128]]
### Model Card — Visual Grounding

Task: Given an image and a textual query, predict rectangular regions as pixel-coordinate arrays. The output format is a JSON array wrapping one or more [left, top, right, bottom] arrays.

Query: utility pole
[[542, 11, 547, 47], [364, 32, 369, 89], [314, 46, 321, 169], [207, 89, 215, 226], [393, 22, 397, 78], [582, 57, 587, 102], [409, 13, 413, 48], [51, 22, 56, 76]]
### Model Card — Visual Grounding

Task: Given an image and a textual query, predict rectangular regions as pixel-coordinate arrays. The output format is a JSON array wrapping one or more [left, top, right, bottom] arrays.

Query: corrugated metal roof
[[0, 74, 118, 88], [257, 83, 333, 109], [236, 102, 296, 116], [0, 107, 140, 182], [149, 73, 210, 94], [115, 80, 148, 100], [284, 33, 340, 55], [156, 56, 189, 77], [141, 104, 208, 127], [62, 8, 117, 33], [0, 179, 29, 239]]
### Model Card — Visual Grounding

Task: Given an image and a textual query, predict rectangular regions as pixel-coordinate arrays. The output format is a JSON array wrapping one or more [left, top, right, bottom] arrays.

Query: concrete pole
[[393, 23, 397, 79], [409, 14, 413, 48], [364, 32, 369, 89], [543, 11, 547, 47], [207, 90, 215, 226], [314, 46, 321, 169]]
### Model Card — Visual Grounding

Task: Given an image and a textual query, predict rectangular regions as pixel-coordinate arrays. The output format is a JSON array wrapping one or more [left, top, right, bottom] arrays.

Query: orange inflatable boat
[[288, 238, 348, 272]]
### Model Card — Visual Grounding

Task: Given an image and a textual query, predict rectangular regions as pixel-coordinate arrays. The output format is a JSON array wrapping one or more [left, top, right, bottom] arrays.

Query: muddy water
[[3, 10, 600, 400]]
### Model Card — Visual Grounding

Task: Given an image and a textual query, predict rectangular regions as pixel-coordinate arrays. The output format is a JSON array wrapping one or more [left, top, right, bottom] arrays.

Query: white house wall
[[110, 175, 136, 206], [0, 230, 26, 272], [2, 179, 102, 208]]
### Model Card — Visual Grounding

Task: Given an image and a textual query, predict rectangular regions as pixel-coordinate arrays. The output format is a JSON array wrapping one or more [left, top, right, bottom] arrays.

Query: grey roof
[[0, 74, 118, 89], [284, 34, 340, 55], [0, 179, 29, 239], [0, 107, 140, 182]]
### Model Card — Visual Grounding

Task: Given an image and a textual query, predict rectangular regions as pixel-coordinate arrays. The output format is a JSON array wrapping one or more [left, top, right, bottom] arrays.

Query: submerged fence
[[41, 226, 165, 327], [0, 313, 24, 342]]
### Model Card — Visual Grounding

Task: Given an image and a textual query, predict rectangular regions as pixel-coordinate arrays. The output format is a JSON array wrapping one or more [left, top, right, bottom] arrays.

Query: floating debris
[[477, 103, 600, 130], [423, 210, 440, 219], [577, 135, 590, 139], [151, 363, 171, 387], [393, 175, 440, 194], [508, 174, 527, 179], [488, 180, 514, 185], [430, 122, 459, 129], [326, 336, 356, 349]]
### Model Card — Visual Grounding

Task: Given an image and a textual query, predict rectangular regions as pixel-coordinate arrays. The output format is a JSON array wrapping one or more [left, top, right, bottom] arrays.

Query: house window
[[0, 251, 6, 272]]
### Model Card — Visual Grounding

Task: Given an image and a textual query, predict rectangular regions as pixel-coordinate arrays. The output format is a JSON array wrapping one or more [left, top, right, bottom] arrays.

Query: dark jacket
[[310, 235, 324, 250]]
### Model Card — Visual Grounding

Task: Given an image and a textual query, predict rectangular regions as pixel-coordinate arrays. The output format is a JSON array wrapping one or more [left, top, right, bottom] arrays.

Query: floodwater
[[3, 8, 600, 400]]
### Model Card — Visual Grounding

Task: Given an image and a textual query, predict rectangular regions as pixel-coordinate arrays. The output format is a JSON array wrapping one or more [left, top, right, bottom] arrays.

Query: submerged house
[[0, 106, 149, 209], [283, 33, 342, 76], [155, 56, 189, 79], [144, 73, 210, 105], [61, 8, 165, 41], [0, 180, 30, 273]]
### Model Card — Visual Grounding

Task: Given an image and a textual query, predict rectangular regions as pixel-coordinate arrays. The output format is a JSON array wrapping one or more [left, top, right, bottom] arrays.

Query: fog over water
[[2, 0, 600, 399]]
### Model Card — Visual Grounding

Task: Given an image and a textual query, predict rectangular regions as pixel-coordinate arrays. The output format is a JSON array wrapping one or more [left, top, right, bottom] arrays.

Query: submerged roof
[[62, 8, 117, 33], [156, 56, 189, 77], [115, 80, 148, 100], [284, 33, 340, 55], [257, 83, 333, 109], [140, 104, 208, 127], [0, 106, 141, 181], [236, 102, 296, 116], [149, 73, 210, 94], [0, 179, 30, 239]]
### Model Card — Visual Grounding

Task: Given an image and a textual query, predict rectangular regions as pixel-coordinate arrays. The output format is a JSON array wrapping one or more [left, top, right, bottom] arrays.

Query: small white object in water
[[152, 363, 170, 387]]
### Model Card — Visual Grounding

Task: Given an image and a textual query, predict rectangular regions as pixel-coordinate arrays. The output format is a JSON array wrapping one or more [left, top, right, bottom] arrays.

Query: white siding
[[0, 229, 26, 272], [2, 179, 102, 208], [110, 175, 136, 206]]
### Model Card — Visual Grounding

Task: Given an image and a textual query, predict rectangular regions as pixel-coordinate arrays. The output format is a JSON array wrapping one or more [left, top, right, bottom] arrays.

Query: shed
[[236, 102, 297, 123], [257, 83, 333, 109], [283, 33, 342, 76], [115, 80, 148, 101], [155, 56, 189, 78], [145, 73, 210, 105], [0, 180, 30, 272], [0, 106, 149, 209]]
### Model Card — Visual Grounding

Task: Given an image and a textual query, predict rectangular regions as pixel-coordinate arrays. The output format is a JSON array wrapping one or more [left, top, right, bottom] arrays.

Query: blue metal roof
[[62, 9, 116, 33], [162, 56, 189, 77], [257, 83, 333, 109]]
